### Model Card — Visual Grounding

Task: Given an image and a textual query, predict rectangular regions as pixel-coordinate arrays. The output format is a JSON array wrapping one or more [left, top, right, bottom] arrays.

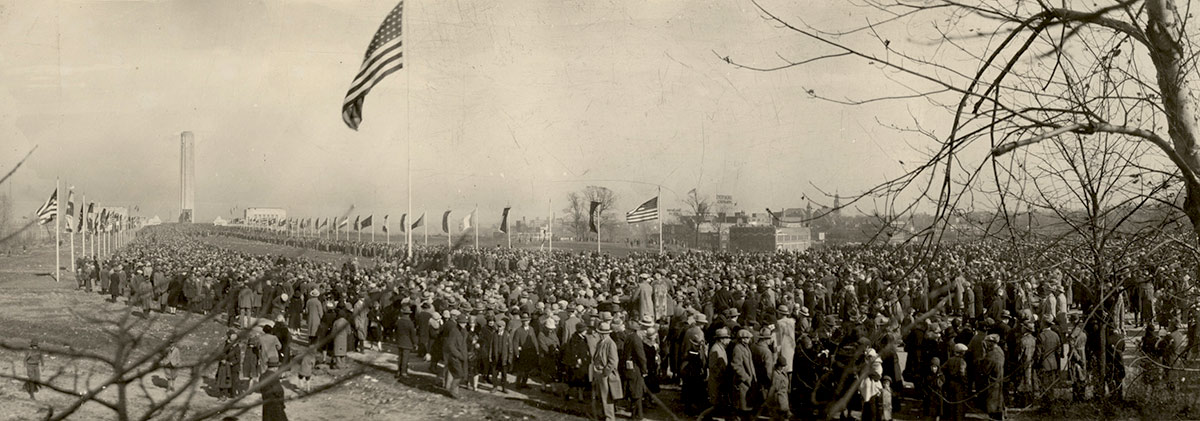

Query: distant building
[[244, 207, 287, 224], [728, 225, 812, 252]]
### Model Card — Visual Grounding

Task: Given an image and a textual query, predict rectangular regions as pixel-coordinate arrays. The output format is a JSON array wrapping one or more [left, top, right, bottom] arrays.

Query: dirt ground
[[0, 242, 684, 421]]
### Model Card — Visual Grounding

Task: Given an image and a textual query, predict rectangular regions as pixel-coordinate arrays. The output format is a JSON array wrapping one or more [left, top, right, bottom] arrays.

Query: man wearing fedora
[[679, 313, 708, 415], [621, 316, 652, 421], [700, 327, 732, 420], [443, 314, 469, 399], [591, 321, 622, 421]]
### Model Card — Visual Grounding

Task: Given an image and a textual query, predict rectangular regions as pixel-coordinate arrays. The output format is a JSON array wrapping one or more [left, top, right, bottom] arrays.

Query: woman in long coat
[[536, 319, 561, 386], [215, 331, 243, 400], [333, 309, 351, 368], [305, 291, 323, 341]]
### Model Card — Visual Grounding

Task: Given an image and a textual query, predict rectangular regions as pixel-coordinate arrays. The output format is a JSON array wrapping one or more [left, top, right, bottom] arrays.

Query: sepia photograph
[[2, 0, 1200, 420]]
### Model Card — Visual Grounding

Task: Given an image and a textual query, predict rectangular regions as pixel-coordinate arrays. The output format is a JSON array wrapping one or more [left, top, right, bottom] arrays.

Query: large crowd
[[71, 225, 1200, 421]]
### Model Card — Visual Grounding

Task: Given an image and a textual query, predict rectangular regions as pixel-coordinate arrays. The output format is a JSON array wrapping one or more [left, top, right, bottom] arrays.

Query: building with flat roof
[[729, 225, 812, 252], [244, 207, 287, 224]]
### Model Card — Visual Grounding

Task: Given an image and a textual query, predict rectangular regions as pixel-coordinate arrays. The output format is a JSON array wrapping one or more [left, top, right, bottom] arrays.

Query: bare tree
[[564, 186, 618, 242], [564, 192, 586, 240], [682, 190, 711, 248], [720, 0, 1200, 247]]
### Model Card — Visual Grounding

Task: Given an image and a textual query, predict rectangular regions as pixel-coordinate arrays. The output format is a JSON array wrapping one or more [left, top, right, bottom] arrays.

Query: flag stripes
[[625, 196, 658, 223], [36, 188, 57, 225], [342, 1, 405, 130]]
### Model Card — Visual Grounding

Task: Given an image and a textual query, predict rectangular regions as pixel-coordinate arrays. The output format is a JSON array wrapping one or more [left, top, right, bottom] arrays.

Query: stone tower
[[180, 131, 195, 223]]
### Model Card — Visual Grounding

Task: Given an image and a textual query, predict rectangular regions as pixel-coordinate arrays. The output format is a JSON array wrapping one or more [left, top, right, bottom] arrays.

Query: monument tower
[[179, 131, 195, 223]]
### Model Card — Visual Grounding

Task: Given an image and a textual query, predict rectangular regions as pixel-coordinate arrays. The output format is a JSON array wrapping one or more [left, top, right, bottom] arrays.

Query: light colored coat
[[774, 316, 796, 373], [590, 334, 623, 400]]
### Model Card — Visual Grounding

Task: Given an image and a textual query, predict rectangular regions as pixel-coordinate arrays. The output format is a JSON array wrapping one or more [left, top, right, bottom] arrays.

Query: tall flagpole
[[423, 210, 428, 245], [506, 205, 511, 249], [596, 214, 601, 253], [658, 185, 663, 254], [474, 205, 479, 249], [548, 198, 553, 253], [54, 178, 60, 283], [80, 194, 86, 262], [447, 211, 451, 250], [371, 217, 376, 243], [404, 3, 414, 262], [69, 206, 76, 274]]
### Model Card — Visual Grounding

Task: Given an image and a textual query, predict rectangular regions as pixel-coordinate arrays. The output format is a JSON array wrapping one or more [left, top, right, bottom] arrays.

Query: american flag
[[35, 187, 57, 225], [342, 1, 405, 130], [625, 196, 658, 223]]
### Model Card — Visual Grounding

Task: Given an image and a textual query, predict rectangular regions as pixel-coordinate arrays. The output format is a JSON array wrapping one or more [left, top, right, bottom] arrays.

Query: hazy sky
[[1, 0, 950, 225]]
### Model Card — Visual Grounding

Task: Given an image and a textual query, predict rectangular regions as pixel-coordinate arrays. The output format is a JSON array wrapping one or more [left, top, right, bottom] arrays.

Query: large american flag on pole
[[35, 187, 58, 225], [342, 1, 405, 130], [625, 196, 658, 223]]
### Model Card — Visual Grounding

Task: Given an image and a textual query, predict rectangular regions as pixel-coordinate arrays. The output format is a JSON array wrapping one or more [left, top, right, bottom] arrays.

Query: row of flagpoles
[[243, 192, 663, 254], [246, 208, 487, 249], [33, 179, 137, 282]]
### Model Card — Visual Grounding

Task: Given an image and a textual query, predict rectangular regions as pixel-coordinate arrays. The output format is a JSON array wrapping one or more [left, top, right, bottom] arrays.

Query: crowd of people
[[70, 224, 1200, 421]]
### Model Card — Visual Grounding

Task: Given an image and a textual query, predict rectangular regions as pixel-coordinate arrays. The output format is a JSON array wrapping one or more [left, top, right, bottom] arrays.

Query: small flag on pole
[[64, 188, 76, 232], [625, 196, 658, 223], [35, 187, 58, 225], [499, 207, 511, 233], [77, 199, 86, 232], [353, 215, 361, 231], [342, 1, 406, 130], [398, 214, 407, 233], [588, 201, 601, 233], [86, 203, 95, 231], [382, 215, 389, 233], [411, 213, 424, 229], [460, 211, 473, 232], [361, 215, 373, 229], [338, 216, 349, 230], [442, 210, 452, 233]]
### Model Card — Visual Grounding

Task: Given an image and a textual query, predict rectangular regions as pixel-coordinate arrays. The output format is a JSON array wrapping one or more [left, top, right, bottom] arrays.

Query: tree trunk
[[1147, 0, 1200, 240]]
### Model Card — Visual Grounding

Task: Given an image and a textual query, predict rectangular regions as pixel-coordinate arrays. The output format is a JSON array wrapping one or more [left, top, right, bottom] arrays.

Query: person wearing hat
[[394, 304, 418, 380], [305, 289, 324, 345], [981, 333, 1006, 420], [728, 328, 758, 419], [561, 314, 593, 400], [618, 315, 651, 420], [751, 326, 776, 413], [536, 317, 561, 391], [23, 338, 42, 400], [679, 313, 709, 415], [512, 312, 538, 389], [700, 327, 733, 419], [441, 313, 470, 399], [940, 343, 969, 421], [590, 321, 622, 421]]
